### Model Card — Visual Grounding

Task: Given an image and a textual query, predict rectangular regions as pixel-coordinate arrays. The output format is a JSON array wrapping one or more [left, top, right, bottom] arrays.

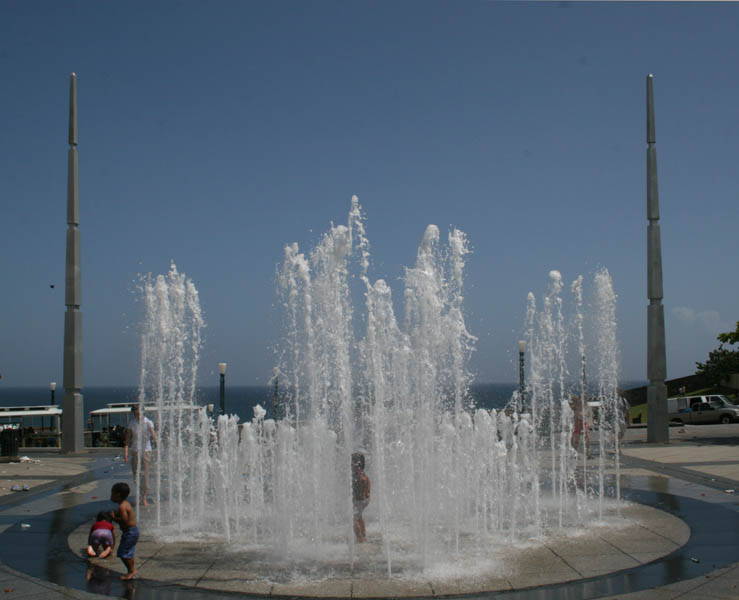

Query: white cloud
[[671, 307, 723, 334], [672, 306, 696, 324], [697, 310, 721, 332]]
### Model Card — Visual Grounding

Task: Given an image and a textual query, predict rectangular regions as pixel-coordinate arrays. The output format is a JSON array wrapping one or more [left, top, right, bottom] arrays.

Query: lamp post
[[218, 363, 227, 416], [50, 382, 56, 405], [518, 340, 526, 413]]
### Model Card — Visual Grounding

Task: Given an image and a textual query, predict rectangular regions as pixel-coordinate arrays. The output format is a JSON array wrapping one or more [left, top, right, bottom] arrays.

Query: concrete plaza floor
[[0, 424, 738, 599]]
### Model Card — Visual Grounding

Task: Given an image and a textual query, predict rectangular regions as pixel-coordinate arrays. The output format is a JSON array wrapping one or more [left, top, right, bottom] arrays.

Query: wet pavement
[[0, 424, 737, 599], [63, 496, 690, 596]]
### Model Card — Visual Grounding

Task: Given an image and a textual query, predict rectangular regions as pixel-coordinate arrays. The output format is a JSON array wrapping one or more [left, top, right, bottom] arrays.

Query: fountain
[[133, 198, 629, 584]]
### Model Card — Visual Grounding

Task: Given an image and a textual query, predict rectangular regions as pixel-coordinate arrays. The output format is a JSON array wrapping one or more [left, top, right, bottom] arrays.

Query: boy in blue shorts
[[110, 482, 139, 580]]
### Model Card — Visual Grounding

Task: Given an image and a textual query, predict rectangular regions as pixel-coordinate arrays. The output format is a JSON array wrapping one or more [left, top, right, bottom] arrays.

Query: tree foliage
[[696, 322, 739, 385], [717, 321, 739, 345]]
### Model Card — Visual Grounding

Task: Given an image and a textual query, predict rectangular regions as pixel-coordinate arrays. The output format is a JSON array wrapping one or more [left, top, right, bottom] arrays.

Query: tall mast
[[646, 74, 668, 444], [62, 72, 84, 452]]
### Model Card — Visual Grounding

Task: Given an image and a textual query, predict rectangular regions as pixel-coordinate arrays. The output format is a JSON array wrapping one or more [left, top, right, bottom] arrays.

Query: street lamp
[[518, 341, 526, 413], [50, 382, 56, 405], [218, 363, 227, 416]]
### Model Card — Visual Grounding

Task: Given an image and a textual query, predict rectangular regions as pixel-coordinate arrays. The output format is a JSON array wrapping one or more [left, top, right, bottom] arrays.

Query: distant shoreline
[[0, 381, 647, 389]]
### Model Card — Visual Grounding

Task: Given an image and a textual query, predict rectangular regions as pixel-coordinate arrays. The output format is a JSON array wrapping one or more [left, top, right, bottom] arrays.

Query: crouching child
[[87, 511, 116, 558]]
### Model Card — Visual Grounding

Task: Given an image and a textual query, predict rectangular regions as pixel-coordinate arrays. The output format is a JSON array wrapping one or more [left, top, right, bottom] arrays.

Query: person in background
[[616, 392, 630, 451], [124, 405, 157, 506], [351, 452, 371, 543]]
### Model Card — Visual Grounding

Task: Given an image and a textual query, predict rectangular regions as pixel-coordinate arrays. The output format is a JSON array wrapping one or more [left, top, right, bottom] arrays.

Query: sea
[[0, 380, 646, 423], [1, 384, 518, 421]]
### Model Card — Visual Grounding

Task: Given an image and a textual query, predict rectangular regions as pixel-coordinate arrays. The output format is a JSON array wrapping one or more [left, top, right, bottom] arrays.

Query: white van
[[667, 395, 704, 414]]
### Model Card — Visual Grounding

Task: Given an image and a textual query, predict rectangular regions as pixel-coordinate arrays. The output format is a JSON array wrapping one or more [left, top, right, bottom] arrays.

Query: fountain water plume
[[593, 267, 621, 509], [136, 200, 627, 581], [135, 263, 207, 529]]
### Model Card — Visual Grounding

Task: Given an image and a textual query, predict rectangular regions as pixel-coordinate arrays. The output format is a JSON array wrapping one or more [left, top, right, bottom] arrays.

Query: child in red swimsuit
[[570, 396, 592, 457], [87, 511, 116, 558]]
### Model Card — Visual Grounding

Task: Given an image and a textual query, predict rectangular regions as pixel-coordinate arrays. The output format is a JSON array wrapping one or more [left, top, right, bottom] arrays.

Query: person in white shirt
[[124, 405, 157, 506], [616, 394, 630, 451]]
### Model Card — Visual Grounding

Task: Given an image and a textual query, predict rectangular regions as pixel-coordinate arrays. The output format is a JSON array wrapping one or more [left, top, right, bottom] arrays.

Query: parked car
[[668, 395, 739, 425]]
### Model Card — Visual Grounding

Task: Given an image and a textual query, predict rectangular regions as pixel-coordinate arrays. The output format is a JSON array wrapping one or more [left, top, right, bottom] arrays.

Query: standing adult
[[124, 405, 156, 506], [616, 393, 630, 451]]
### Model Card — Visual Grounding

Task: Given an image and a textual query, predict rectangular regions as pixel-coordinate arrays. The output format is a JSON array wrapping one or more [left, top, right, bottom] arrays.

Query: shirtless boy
[[351, 453, 370, 543], [110, 482, 139, 580]]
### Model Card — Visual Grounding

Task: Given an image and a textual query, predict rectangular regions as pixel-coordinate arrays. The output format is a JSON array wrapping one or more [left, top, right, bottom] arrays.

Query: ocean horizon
[[0, 381, 647, 422]]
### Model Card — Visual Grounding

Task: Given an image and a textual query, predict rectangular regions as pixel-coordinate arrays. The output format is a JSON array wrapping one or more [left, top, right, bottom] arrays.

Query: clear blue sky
[[1, 1, 737, 387]]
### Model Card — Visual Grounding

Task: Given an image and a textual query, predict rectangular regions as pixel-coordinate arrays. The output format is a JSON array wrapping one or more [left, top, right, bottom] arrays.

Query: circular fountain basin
[[70, 500, 688, 597]]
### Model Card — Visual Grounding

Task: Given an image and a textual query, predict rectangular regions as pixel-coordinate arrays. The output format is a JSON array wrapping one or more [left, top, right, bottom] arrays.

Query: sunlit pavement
[[0, 426, 737, 599]]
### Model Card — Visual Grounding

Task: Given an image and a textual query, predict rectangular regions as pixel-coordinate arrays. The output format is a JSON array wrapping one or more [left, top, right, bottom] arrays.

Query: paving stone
[[0, 480, 54, 498], [0, 581, 59, 597], [133, 562, 204, 585], [508, 546, 570, 574], [351, 578, 433, 598], [547, 536, 627, 558], [0, 570, 21, 583], [692, 462, 739, 479], [685, 578, 739, 599], [66, 588, 117, 600], [717, 566, 739, 581], [506, 566, 581, 589], [642, 521, 691, 546], [62, 482, 99, 495], [140, 546, 216, 567], [628, 551, 676, 564], [599, 589, 676, 599], [126, 541, 164, 560], [661, 576, 712, 594], [431, 575, 511, 595], [272, 578, 351, 597], [565, 552, 640, 577], [195, 572, 273, 595], [599, 526, 680, 554]]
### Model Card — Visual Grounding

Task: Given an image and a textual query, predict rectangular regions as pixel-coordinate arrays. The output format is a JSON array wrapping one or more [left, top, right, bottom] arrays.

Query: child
[[570, 396, 592, 458], [86, 511, 116, 558], [110, 482, 139, 580], [351, 452, 371, 543]]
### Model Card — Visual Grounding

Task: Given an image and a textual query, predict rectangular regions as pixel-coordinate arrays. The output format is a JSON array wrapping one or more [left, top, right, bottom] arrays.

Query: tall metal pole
[[646, 74, 669, 444], [62, 73, 84, 453]]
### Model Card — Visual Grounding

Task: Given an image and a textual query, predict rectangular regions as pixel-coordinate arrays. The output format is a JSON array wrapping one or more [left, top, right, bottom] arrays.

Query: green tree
[[696, 322, 739, 385], [717, 321, 739, 345]]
